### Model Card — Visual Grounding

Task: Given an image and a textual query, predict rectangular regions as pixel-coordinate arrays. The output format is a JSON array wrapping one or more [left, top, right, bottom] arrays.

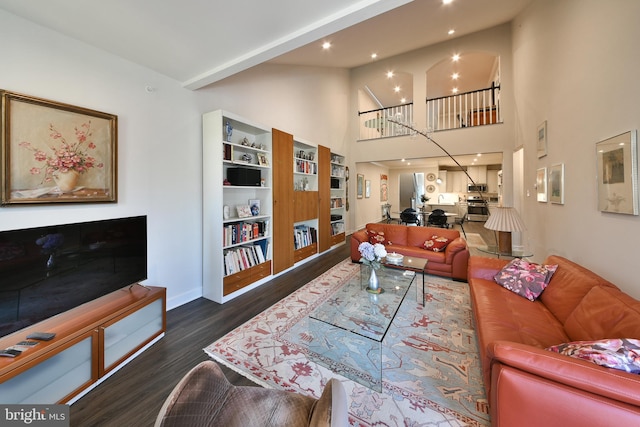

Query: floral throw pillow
[[367, 229, 391, 245], [547, 338, 640, 374], [493, 258, 558, 301], [423, 235, 450, 252]]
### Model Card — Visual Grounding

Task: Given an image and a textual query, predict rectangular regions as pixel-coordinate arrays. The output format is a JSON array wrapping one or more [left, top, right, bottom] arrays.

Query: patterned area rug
[[205, 259, 489, 426], [465, 233, 488, 248]]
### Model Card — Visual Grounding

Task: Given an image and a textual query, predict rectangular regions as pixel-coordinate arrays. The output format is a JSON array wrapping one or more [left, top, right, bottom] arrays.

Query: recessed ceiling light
[[452, 73, 459, 80], [394, 86, 401, 93], [371, 53, 377, 59], [452, 54, 460, 62], [386, 71, 394, 78], [443, 0, 453, 4], [448, 29, 455, 35], [400, 97, 406, 103], [322, 42, 331, 50], [452, 87, 458, 94]]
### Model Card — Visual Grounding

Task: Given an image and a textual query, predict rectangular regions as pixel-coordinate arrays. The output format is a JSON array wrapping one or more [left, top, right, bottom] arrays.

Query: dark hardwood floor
[[69, 221, 492, 426]]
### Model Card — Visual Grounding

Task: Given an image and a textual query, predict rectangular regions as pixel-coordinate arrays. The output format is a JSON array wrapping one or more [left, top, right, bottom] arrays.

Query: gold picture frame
[[1, 90, 117, 205], [258, 153, 269, 166]]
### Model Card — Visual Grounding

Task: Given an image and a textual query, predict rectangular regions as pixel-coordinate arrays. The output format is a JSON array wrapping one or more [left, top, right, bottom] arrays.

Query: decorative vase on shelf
[[224, 121, 233, 142], [53, 169, 79, 193]]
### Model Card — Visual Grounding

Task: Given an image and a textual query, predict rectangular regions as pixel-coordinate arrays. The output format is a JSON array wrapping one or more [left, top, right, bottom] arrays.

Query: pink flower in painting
[[20, 120, 103, 184]]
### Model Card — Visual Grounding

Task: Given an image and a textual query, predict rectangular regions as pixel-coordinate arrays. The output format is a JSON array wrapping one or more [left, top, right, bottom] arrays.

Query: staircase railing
[[358, 103, 413, 140], [426, 84, 501, 131]]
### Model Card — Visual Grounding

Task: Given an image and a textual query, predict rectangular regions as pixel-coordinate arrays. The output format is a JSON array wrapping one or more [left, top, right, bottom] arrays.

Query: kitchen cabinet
[[446, 171, 468, 193], [467, 166, 487, 184]]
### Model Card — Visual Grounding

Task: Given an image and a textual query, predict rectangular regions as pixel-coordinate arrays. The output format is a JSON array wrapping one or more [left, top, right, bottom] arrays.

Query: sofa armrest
[[489, 341, 640, 407], [444, 237, 466, 261], [444, 237, 470, 281], [350, 229, 369, 261], [468, 256, 510, 281]]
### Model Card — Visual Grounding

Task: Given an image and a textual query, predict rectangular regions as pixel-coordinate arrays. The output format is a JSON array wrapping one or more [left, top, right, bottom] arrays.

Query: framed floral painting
[[1, 90, 117, 205]]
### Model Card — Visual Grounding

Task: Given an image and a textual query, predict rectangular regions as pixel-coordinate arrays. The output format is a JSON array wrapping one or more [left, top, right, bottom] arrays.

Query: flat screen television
[[0, 216, 147, 338]]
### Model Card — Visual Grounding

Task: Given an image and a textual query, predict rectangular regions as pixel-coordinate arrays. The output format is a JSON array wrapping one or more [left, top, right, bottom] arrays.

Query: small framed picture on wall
[[356, 174, 364, 199]]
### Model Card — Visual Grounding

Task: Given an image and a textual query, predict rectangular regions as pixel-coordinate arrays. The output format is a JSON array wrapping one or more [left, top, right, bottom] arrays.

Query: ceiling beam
[[183, 0, 413, 90]]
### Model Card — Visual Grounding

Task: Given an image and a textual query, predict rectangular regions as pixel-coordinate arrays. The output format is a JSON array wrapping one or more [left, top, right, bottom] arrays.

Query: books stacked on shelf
[[294, 225, 317, 249], [330, 198, 343, 208], [224, 241, 270, 276], [331, 222, 345, 236], [295, 158, 317, 174], [223, 220, 269, 246]]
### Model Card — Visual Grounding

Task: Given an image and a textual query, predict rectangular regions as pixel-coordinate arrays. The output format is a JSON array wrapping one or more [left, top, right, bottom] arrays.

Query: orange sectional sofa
[[468, 255, 640, 426], [350, 223, 469, 281]]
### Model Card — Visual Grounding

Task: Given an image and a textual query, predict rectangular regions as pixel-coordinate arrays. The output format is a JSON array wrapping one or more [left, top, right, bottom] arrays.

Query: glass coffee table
[[292, 265, 417, 391], [382, 255, 428, 306]]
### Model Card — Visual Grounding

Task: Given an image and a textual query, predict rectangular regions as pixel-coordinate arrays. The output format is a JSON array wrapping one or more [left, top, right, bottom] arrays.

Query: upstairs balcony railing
[[358, 103, 413, 140], [427, 83, 502, 132]]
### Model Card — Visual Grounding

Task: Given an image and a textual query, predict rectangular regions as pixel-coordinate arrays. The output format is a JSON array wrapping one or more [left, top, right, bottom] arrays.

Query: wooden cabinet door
[[318, 145, 331, 252], [272, 128, 294, 274]]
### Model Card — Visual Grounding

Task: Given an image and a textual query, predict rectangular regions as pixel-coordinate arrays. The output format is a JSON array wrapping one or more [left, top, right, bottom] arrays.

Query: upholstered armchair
[[155, 361, 348, 427]]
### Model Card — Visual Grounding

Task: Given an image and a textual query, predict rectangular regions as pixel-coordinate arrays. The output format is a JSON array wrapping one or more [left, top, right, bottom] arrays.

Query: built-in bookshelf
[[203, 110, 273, 303], [293, 138, 319, 257], [329, 152, 346, 245]]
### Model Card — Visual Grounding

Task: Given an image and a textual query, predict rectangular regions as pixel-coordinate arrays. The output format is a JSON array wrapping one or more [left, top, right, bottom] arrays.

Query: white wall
[[512, 0, 640, 298], [0, 10, 353, 310], [0, 10, 203, 309], [353, 163, 389, 229], [195, 63, 351, 157]]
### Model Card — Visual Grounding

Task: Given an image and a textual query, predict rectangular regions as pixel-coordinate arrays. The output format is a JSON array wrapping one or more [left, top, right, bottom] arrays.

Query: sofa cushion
[[366, 223, 408, 247], [405, 226, 460, 248], [367, 229, 391, 245], [423, 235, 450, 252], [538, 255, 618, 323], [494, 258, 558, 301], [564, 286, 640, 341], [547, 338, 640, 374]]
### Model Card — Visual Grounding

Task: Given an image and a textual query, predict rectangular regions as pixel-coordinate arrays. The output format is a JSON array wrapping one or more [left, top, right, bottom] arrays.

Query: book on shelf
[[294, 225, 317, 249], [224, 244, 269, 276], [223, 220, 268, 246]]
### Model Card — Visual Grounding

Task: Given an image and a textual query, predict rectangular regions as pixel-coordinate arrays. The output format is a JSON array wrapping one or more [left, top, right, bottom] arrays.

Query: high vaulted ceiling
[[0, 0, 533, 90]]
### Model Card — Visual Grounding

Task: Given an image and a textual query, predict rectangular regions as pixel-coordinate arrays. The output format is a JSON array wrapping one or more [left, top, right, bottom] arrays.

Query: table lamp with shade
[[483, 206, 526, 253]]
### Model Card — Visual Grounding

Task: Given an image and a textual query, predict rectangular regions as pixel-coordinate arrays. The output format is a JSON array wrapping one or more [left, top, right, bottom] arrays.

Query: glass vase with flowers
[[358, 241, 387, 293]]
